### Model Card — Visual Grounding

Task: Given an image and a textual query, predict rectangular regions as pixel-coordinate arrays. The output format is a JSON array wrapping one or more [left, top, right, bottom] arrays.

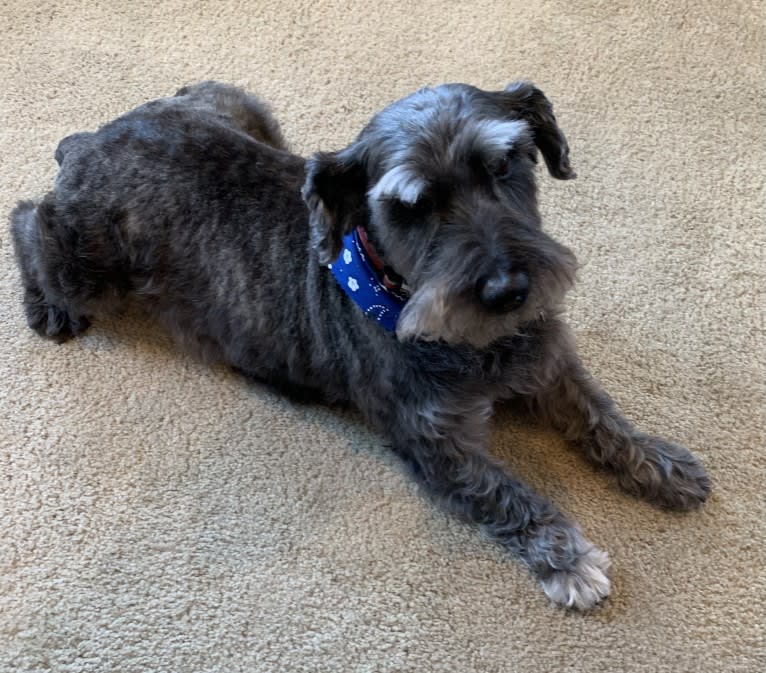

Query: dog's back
[[10, 83, 316, 372]]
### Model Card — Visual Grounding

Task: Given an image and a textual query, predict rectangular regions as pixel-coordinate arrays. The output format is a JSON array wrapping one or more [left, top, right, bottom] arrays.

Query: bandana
[[328, 228, 409, 332]]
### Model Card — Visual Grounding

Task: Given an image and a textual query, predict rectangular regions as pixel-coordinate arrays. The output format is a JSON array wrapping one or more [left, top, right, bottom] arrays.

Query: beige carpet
[[1, 1, 764, 671]]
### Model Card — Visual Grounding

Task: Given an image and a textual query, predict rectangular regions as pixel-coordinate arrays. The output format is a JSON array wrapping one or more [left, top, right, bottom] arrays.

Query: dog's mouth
[[395, 280, 529, 347], [356, 226, 413, 295], [361, 223, 577, 347], [395, 253, 576, 347]]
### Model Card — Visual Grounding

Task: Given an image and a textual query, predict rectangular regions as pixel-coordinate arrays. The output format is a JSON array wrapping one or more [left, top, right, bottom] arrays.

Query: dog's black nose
[[477, 270, 529, 312]]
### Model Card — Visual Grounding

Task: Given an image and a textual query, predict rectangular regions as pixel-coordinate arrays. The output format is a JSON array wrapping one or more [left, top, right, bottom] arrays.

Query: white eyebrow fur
[[368, 165, 428, 204], [472, 118, 529, 154]]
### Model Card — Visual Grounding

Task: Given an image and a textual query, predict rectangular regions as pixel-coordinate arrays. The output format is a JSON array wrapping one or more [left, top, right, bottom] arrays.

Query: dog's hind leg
[[9, 195, 125, 342], [11, 199, 90, 342], [387, 394, 610, 610]]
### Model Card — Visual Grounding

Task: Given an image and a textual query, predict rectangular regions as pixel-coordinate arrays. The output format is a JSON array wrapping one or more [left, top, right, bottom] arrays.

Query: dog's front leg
[[527, 350, 711, 511], [388, 395, 610, 610]]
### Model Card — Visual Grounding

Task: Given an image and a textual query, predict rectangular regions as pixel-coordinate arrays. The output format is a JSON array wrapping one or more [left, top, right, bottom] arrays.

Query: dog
[[10, 80, 710, 609]]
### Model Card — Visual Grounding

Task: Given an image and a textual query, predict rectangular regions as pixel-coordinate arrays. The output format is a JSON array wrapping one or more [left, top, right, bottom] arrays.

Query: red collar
[[356, 226, 405, 292]]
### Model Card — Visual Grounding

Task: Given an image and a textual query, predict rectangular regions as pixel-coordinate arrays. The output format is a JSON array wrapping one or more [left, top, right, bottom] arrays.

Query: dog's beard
[[395, 266, 574, 348], [395, 282, 522, 347]]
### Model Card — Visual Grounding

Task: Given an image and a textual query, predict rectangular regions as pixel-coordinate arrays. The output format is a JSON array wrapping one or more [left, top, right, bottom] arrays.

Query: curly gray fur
[[9, 80, 710, 609]]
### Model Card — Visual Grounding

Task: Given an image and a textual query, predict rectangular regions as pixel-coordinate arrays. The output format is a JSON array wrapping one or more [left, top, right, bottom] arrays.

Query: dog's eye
[[393, 196, 431, 218], [492, 151, 515, 178]]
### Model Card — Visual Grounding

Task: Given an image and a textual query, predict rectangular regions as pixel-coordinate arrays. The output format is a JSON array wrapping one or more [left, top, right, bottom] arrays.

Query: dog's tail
[[54, 132, 92, 165], [173, 81, 288, 151]]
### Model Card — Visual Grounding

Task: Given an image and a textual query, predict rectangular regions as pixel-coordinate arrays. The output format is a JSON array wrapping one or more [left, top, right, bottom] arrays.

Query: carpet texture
[[1, 1, 764, 671]]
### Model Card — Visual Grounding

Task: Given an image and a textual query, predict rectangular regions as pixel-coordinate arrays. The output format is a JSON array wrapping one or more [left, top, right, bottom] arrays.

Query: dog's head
[[302, 80, 578, 348]]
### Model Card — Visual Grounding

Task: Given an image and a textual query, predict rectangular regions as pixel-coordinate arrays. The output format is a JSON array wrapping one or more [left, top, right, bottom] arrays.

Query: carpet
[[1, 1, 764, 671]]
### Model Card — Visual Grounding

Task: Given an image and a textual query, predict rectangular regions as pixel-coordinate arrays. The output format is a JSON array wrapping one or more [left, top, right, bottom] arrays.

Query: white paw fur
[[540, 547, 611, 610]]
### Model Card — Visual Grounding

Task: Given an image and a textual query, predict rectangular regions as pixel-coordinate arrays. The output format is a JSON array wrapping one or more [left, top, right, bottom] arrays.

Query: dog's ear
[[302, 146, 368, 265], [498, 80, 575, 180]]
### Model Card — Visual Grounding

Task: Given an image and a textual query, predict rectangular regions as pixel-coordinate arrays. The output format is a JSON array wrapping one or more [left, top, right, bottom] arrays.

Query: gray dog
[[10, 81, 710, 609]]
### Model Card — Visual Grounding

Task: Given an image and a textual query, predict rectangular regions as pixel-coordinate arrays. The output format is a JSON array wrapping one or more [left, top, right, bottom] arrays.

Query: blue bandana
[[328, 229, 409, 332]]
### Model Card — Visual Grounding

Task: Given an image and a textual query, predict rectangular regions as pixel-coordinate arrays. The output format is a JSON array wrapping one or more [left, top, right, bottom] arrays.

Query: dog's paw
[[619, 435, 711, 511], [540, 546, 611, 610], [24, 290, 90, 343]]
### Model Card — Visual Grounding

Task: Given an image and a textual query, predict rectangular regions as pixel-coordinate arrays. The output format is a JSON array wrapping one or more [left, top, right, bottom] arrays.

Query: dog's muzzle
[[476, 268, 529, 313]]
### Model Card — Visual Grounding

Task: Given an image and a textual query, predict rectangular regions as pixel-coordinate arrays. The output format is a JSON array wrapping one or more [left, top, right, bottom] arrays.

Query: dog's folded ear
[[302, 147, 368, 265], [498, 80, 576, 180]]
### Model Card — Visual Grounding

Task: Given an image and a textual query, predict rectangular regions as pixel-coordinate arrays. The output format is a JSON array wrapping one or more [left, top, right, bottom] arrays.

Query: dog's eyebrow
[[368, 165, 428, 204], [471, 119, 529, 155]]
